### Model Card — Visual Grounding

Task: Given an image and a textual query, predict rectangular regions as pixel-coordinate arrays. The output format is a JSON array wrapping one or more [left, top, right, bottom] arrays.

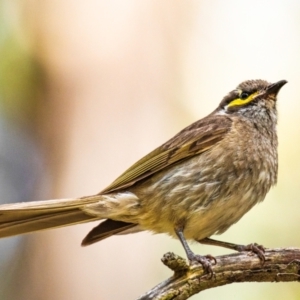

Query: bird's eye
[[240, 92, 249, 100]]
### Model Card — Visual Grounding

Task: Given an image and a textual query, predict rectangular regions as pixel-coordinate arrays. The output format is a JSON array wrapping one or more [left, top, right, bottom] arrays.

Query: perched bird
[[0, 79, 287, 273]]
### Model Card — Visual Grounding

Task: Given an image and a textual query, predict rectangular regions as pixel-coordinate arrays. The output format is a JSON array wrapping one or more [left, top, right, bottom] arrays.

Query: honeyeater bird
[[0, 79, 287, 273]]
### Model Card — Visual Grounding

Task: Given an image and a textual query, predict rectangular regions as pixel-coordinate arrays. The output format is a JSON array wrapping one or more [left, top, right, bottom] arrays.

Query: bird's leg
[[198, 237, 265, 263], [175, 227, 216, 277]]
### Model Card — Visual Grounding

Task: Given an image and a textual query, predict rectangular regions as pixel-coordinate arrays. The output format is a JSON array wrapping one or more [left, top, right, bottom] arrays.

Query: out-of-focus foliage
[[0, 1, 42, 126], [0, 2, 45, 299]]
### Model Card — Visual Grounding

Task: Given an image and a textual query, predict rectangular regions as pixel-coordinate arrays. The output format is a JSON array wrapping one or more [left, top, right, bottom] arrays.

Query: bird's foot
[[236, 243, 265, 263], [187, 253, 216, 278], [198, 238, 266, 264]]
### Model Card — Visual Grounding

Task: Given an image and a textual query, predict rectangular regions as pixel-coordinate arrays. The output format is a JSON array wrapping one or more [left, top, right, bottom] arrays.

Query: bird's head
[[218, 80, 287, 121]]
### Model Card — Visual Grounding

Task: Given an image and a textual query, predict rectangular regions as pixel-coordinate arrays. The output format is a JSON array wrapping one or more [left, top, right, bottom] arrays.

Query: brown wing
[[101, 114, 232, 193]]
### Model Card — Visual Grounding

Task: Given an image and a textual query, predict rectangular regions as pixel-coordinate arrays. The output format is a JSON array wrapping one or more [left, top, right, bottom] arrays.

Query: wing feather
[[102, 115, 232, 193]]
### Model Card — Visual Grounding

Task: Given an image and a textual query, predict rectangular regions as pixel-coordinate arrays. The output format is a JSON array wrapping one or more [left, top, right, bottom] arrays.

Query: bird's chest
[[181, 124, 277, 239], [135, 121, 277, 239]]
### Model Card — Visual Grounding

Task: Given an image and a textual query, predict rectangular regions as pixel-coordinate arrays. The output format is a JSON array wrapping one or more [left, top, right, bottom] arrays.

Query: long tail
[[0, 196, 103, 238]]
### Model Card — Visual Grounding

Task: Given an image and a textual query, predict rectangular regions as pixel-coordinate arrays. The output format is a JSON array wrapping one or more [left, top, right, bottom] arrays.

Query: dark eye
[[240, 92, 249, 100]]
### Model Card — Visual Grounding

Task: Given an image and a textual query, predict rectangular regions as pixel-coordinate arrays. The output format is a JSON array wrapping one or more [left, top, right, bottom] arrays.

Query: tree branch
[[137, 248, 300, 300]]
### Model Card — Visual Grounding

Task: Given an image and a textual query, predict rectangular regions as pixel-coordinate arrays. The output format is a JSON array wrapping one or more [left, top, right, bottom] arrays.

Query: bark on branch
[[137, 248, 300, 300]]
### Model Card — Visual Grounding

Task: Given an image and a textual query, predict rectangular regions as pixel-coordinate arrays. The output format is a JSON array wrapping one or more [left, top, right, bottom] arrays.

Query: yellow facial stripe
[[228, 91, 259, 108]]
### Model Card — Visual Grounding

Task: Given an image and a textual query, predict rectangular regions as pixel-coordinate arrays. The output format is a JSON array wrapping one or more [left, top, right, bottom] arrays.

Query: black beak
[[266, 80, 287, 96]]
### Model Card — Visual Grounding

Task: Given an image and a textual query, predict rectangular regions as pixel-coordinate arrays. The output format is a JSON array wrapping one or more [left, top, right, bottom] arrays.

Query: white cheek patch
[[216, 109, 227, 115]]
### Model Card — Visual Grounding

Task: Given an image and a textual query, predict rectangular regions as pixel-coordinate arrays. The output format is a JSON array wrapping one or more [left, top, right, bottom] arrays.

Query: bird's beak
[[266, 80, 287, 96]]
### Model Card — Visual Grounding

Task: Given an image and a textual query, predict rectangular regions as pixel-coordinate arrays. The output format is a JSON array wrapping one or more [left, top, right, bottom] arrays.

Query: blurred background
[[0, 1, 299, 299]]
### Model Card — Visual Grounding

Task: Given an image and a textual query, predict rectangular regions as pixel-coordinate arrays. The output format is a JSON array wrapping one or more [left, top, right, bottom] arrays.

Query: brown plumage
[[0, 79, 287, 273]]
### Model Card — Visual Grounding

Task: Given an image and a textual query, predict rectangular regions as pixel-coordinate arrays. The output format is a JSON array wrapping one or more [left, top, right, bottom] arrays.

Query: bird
[[0, 79, 287, 274]]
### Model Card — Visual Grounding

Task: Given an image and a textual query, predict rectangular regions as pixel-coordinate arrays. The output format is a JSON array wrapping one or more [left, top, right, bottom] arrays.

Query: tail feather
[[82, 219, 136, 246], [0, 196, 102, 238]]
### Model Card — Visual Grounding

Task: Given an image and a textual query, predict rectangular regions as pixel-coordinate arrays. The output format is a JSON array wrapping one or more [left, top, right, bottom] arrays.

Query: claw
[[205, 254, 217, 265], [188, 253, 216, 278], [174, 227, 216, 278], [237, 243, 266, 264]]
